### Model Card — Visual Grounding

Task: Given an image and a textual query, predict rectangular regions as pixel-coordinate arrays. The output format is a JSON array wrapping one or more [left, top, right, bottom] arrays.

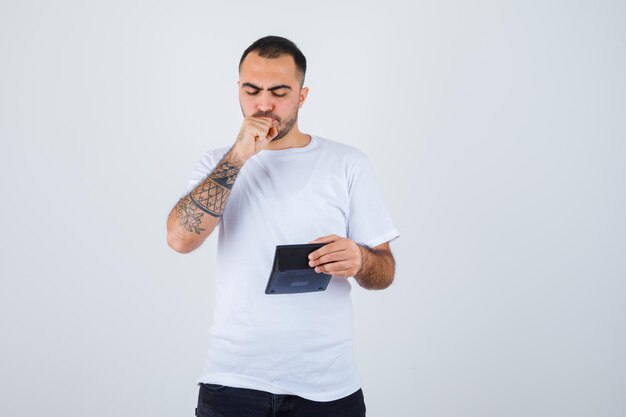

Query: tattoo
[[172, 154, 241, 236], [175, 196, 205, 234], [189, 161, 240, 217]]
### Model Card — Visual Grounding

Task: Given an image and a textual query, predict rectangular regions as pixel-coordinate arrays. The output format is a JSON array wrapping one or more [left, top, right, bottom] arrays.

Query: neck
[[265, 126, 311, 150]]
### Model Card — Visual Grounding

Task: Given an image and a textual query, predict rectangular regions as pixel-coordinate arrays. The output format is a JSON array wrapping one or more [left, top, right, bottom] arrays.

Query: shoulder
[[313, 136, 368, 163], [195, 145, 232, 170]]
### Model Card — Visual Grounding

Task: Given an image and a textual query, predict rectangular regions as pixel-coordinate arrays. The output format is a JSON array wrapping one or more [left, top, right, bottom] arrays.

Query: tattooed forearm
[[175, 196, 206, 234], [167, 148, 246, 251], [188, 161, 241, 217]]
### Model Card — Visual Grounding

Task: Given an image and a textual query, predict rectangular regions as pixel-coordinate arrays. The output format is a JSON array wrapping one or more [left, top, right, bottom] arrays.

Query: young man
[[167, 36, 399, 417]]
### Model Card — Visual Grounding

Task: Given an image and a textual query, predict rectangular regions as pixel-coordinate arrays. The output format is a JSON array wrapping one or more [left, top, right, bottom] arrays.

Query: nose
[[257, 91, 274, 112]]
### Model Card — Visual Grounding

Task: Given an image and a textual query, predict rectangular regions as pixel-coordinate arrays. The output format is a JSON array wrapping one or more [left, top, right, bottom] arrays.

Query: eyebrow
[[242, 82, 292, 92]]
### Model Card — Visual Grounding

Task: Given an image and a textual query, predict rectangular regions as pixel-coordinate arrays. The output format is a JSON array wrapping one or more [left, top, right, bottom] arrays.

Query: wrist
[[356, 244, 370, 277], [226, 145, 250, 166]]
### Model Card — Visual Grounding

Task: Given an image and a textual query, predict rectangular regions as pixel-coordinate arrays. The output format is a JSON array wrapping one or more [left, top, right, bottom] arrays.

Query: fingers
[[308, 244, 344, 266], [307, 236, 363, 277], [233, 117, 278, 158], [314, 263, 354, 276], [313, 258, 359, 277], [244, 117, 275, 141], [308, 234, 341, 261], [267, 125, 278, 140]]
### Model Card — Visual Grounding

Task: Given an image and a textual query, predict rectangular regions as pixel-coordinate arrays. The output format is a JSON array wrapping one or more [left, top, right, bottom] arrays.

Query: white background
[[1, 1, 624, 416]]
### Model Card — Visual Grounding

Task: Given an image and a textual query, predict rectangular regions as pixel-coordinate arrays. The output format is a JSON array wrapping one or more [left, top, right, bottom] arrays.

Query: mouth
[[254, 112, 280, 123]]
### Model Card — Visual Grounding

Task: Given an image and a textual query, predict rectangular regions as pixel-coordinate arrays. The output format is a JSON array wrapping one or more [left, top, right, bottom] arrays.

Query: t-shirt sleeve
[[180, 148, 228, 198], [346, 155, 400, 248]]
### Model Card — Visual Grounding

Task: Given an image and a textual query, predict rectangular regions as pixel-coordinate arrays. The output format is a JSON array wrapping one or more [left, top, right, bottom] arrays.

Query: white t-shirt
[[185, 136, 399, 402]]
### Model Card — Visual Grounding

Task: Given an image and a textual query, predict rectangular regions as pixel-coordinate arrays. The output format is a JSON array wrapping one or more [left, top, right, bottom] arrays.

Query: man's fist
[[233, 116, 278, 161]]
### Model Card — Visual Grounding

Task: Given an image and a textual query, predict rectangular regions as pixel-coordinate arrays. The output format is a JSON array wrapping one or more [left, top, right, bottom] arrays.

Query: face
[[238, 52, 308, 141]]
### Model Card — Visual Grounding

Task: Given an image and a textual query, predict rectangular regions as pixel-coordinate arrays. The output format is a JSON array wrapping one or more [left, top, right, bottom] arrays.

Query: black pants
[[195, 383, 366, 417]]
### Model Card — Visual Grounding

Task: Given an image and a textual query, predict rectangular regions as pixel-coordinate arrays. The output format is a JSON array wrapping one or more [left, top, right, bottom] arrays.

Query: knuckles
[[310, 238, 363, 277]]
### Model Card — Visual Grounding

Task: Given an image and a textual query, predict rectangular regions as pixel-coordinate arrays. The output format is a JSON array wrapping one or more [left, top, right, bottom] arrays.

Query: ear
[[299, 87, 309, 108]]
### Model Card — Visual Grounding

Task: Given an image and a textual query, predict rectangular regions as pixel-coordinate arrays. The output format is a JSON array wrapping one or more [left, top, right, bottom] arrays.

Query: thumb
[[267, 126, 278, 140], [309, 234, 338, 244]]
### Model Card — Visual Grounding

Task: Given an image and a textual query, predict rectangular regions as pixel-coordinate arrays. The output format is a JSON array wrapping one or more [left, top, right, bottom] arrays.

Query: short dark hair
[[239, 36, 307, 84]]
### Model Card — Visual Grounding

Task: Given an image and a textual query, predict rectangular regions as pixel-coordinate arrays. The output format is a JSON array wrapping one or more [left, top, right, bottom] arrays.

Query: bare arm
[[166, 116, 277, 253], [166, 148, 246, 253], [308, 235, 396, 290], [354, 242, 395, 290]]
